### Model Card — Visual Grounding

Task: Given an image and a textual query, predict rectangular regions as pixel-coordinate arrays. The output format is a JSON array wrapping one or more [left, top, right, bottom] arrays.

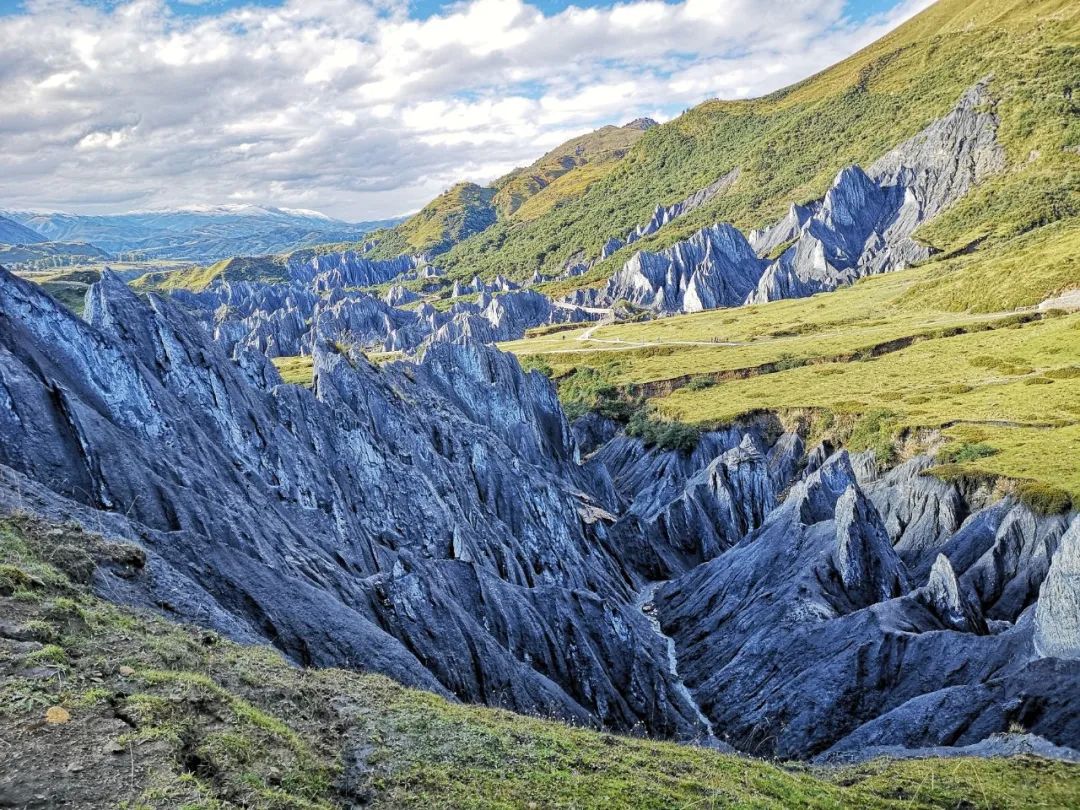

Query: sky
[[0, 0, 934, 221]]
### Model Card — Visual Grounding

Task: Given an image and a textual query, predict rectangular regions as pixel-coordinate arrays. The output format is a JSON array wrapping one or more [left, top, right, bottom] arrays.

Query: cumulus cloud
[[0, 0, 934, 219]]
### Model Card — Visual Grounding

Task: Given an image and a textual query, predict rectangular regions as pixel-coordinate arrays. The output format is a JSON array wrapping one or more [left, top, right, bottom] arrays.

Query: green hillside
[[3, 515, 1079, 809], [366, 120, 654, 260], [133, 254, 292, 293], [368, 182, 498, 258], [492, 118, 656, 218], [432, 0, 1077, 286], [487, 0, 1080, 508], [504, 216, 1080, 506]]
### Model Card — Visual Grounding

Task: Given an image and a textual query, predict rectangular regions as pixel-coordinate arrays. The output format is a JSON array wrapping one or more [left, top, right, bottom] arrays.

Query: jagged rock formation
[[918, 554, 988, 633], [1, 266, 1078, 759], [832, 485, 912, 608], [1035, 519, 1080, 659], [286, 249, 420, 289], [384, 284, 420, 307], [608, 169, 741, 254], [559, 170, 742, 280], [657, 452, 1079, 758], [747, 202, 818, 257], [0, 267, 707, 738], [605, 224, 765, 312], [170, 270, 596, 358], [431, 290, 594, 345], [451, 273, 519, 298], [598, 81, 1006, 314]]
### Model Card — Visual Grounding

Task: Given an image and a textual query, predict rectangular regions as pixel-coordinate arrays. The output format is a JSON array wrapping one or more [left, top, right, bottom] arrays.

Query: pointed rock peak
[[921, 554, 987, 634], [791, 450, 857, 525], [88, 267, 140, 306], [833, 485, 911, 605], [831, 164, 873, 191], [98, 267, 128, 289], [85, 267, 156, 339], [1035, 518, 1080, 660], [623, 117, 658, 131], [725, 433, 764, 465]]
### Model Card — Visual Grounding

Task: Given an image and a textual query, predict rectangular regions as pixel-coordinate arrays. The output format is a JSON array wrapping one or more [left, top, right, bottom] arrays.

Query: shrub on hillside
[[938, 442, 999, 464]]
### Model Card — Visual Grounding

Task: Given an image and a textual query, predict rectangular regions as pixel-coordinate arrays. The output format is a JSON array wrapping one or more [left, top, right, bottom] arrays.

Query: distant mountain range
[[0, 214, 47, 245], [0, 204, 401, 263]]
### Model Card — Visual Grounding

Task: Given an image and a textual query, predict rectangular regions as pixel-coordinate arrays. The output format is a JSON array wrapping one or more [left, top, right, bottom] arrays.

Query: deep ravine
[[634, 580, 722, 748]]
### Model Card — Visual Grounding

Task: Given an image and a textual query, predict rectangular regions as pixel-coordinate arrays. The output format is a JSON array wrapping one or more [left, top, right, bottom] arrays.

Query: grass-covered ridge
[[3, 515, 1079, 808], [368, 182, 499, 259], [366, 120, 654, 260], [429, 0, 1077, 287], [133, 254, 292, 293], [493, 118, 655, 219]]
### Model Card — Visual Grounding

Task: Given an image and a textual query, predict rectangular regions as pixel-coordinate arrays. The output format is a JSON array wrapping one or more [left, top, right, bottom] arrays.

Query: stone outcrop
[[609, 169, 742, 254], [605, 223, 765, 312], [1035, 519, 1080, 659], [832, 485, 912, 609], [0, 267, 706, 738], [431, 290, 595, 345], [918, 554, 988, 634], [598, 81, 1006, 314], [656, 452, 1079, 758], [384, 284, 419, 307]]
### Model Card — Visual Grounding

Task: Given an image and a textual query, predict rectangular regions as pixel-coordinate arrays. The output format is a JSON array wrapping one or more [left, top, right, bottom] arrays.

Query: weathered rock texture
[[1, 265, 1077, 761], [599, 81, 1005, 313], [657, 453, 1078, 758]]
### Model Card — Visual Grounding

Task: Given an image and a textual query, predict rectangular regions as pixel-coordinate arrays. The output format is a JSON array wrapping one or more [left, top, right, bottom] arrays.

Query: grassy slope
[[271, 355, 316, 387], [133, 255, 291, 293], [9, 268, 104, 315], [367, 122, 652, 261], [369, 182, 499, 259], [493, 120, 653, 218], [432, 0, 1077, 286], [3, 516, 1079, 809], [504, 218, 1080, 502]]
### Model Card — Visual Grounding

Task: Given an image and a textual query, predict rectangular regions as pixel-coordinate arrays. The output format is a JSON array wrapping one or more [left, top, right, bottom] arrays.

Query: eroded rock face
[[832, 485, 912, 609], [1035, 519, 1080, 660], [656, 453, 1079, 758], [918, 554, 988, 634], [0, 267, 706, 739], [1, 265, 1078, 759], [605, 223, 766, 313], [600, 81, 1006, 314], [430, 290, 596, 346]]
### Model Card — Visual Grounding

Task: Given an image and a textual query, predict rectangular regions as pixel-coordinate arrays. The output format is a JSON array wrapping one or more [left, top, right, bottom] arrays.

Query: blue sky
[[0, 0, 932, 218], [0, 0, 906, 18]]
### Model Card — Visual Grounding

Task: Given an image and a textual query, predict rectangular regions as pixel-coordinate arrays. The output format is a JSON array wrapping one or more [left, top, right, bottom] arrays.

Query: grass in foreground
[[3, 516, 1079, 808]]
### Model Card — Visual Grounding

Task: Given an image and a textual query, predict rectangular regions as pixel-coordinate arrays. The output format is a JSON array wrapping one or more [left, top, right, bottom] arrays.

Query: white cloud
[[0, 0, 934, 220]]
